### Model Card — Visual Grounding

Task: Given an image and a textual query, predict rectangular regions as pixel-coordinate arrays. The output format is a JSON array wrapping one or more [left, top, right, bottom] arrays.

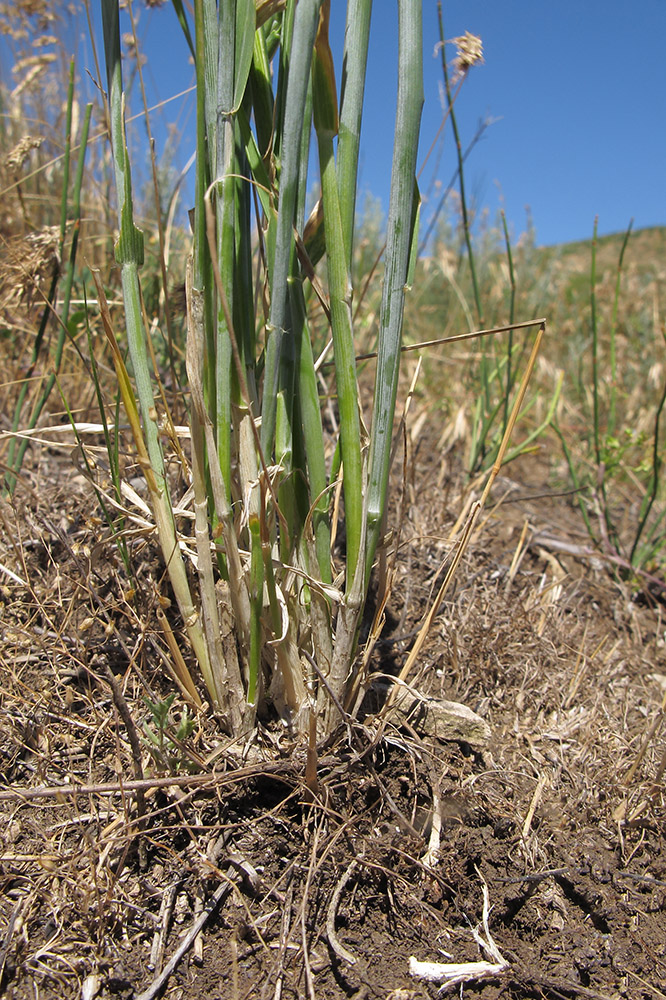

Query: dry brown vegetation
[[1, 416, 665, 999]]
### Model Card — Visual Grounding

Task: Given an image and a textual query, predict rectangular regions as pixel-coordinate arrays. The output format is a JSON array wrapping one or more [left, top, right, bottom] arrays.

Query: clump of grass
[[90, 0, 555, 744], [96, 0, 425, 739], [2, 1, 552, 748], [556, 217, 666, 591]]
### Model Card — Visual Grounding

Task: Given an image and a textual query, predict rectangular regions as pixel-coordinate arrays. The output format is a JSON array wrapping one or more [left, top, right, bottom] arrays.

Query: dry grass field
[[1, 4, 665, 998]]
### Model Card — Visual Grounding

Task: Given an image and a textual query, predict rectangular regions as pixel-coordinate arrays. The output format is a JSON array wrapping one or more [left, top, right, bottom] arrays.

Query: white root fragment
[[409, 880, 508, 989], [421, 783, 442, 869], [409, 957, 507, 986], [192, 889, 204, 964], [81, 973, 101, 1000]]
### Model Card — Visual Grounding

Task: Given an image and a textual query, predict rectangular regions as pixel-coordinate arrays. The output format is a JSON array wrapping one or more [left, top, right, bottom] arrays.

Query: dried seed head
[[15, 0, 49, 16], [4, 135, 42, 174], [0, 226, 61, 313], [451, 31, 484, 82]]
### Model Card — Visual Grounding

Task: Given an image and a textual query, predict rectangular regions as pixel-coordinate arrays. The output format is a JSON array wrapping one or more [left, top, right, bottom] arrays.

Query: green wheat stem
[[192, 0, 217, 423], [261, 0, 323, 459], [590, 215, 601, 468], [127, 0, 180, 392], [313, 3, 363, 588], [589, 219, 617, 552], [364, 0, 423, 585], [102, 0, 218, 706], [289, 280, 332, 583], [554, 424, 594, 540], [336, 0, 372, 269]]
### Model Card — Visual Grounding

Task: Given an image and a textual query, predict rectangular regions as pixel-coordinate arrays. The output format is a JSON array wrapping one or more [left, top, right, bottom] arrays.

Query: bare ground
[[1, 431, 665, 1000]]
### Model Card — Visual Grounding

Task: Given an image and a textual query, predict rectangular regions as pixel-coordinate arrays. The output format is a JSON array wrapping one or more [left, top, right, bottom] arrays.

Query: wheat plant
[[99, 0, 423, 738]]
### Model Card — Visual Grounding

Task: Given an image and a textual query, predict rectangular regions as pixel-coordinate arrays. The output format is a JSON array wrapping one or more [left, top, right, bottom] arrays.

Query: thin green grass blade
[[261, 0, 323, 459], [237, 105, 275, 220], [191, 0, 216, 425], [59, 59, 75, 242], [588, 218, 620, 552], [213, 0, 252, 495], [608, 218, 633, 436], [503, 371, 563, 465], [30, 100, 92, 402], [364, 0, 423, 584], [336, 0, 372, 269], [590, 216, 600, 467], [249, 22, 276, 166], [554, 424, 594, 540], [313, 1, 363, 588], [231, 0, 256, 113], [500, 210, 516, 436], [170, 0, 196, 59], [102, 0, 163, 479]]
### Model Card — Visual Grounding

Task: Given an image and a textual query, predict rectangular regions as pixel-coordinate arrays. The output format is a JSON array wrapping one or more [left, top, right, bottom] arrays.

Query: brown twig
[[148, 881, 179, 973], [135, 878, 234, 1000], [192, 888, 205, 964], [0, 757, 328, 802], [532, 531, 666, 595], [271, 880, 294, 1000], [319, 317, 547, 369], [97, 658, 147, 862]]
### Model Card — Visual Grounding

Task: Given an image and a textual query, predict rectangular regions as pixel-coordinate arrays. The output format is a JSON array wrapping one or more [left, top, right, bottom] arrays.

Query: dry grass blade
[[391, 321, 545, 694], [329, 315, 548, 367]]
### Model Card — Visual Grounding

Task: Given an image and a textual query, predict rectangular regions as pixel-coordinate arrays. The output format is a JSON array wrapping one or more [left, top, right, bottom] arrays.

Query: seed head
[[4, 135, 42, 174], [451, 32, 484, 82]]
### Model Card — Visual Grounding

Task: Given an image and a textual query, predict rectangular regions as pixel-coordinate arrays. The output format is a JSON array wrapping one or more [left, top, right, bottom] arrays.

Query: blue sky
[[339, 0, 666, 247], [415, 0, 666, 246], [51, 1, 666, 248]]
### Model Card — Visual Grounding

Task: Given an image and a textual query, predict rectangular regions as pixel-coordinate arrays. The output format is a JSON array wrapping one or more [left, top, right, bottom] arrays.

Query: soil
[[1, 427, 665, 1000]]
